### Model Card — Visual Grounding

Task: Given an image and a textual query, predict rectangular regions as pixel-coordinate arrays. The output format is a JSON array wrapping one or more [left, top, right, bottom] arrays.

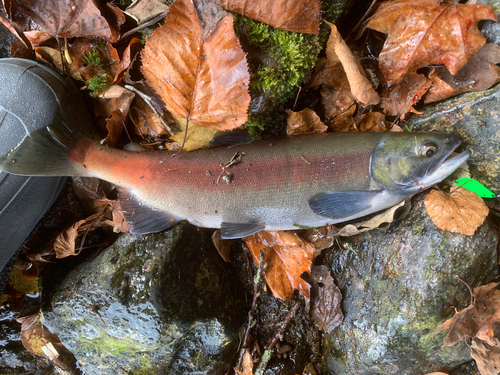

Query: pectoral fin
[[220, 222, 265, 239], [117, 187, 183, 234], [308, 190, 383, 220]]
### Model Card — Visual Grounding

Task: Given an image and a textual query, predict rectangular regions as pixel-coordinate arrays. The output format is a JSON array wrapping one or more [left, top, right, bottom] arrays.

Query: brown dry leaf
[[4, 0, 124, 42], [211, 230, 232, 262], [129, 95, 174, 140], [325, 22, 379, 106], [244, 231, 315, 301], [113, 38, 142, 84], [381, 73, 431, 120], [103, 112, 125, 148], [329, 104, 356, 132], [125, 0, 170, 23], [141, 0, 250, 131], [470, 338, 500, 375], [217, 0, 320, 34], [19, 312, 54, 357], [365, 0, 498, 85], [424, 186, 489, 236], [302, 363, 318, 375], [54, 213, 106, 258], [434, 282, 500, 347], [286, 109, 327, 135], [34, 46, 83, 81], [95, 85, 136, 119], [239, 349, 254, 375], [309, 265, 343, 333], [425, 43, 500, 104], [358, 112, 387, 132], [321, 85, 356, 122]]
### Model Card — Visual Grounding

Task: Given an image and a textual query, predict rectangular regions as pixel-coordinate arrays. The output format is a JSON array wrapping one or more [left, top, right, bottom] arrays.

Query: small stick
[[119, 12, 169, 41], [237, 249, 266, 371], [454, 275, 473, 306], [124, 84, 174, 135]]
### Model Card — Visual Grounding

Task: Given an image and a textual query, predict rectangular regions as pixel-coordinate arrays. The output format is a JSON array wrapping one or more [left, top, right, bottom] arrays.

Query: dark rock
[[324, 192, 499, 374], [41, 223, 247, 375]]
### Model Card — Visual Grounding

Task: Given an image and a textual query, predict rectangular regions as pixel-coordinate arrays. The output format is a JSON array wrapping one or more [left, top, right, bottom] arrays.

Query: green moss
[[83, 45, 114, 97], [86, 73, 109, 98], [79, 333, 156, 357]]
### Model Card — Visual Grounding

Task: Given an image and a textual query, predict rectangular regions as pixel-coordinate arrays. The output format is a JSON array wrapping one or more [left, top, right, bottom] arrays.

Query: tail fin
[[0, 114, 83, 176]]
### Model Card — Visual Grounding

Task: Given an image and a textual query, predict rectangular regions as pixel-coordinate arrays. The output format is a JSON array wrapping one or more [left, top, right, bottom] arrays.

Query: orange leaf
[[365, 0, 498, 85], [324, 22, 379, 106], [424, 187, 489, 236], [244, 231, 314, 300], [141, 0, 250, 131], [286, 109, 327, 135], [217, 0, 321, 34]]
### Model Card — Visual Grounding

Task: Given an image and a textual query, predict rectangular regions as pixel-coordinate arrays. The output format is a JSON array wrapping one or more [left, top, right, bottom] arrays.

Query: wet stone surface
[[40, 224, 247, 375], [323, 192, 499, 374]]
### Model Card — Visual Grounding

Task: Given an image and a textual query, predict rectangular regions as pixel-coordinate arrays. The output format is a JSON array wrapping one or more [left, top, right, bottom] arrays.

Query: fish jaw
[[411, 150, 471, 192]]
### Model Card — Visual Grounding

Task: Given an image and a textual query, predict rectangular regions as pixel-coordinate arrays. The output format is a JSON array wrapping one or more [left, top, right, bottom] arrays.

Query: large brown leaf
[[365, 0, 498, 85], [3, 0, 124, 42], [217, 0, 320, 34], [244, 231, 315, 301], [424, 186, 489, 236], [141, 0, 251, 131]]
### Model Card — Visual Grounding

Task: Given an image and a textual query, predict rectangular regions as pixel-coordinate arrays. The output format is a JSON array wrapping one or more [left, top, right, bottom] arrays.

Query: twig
[[236, 249, 266, 371], [254, 301, 301, 375], [124, 84, 174, 135], [454, 275, 473, 306], [119, 12, 169, 41]]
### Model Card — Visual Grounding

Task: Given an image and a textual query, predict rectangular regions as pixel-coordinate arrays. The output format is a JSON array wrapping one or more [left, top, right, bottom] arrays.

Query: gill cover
[[370, 133, 462, 194]]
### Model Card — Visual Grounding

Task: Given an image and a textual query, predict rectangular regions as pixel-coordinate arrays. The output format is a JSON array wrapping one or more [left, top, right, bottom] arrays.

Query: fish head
[[370, 133, 470, 194]]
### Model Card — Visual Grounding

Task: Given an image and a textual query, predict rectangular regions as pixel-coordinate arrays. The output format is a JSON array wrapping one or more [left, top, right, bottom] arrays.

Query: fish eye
[[419, 143, 438, 157]]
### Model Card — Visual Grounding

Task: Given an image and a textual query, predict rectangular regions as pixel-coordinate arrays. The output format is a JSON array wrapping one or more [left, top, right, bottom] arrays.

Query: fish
[[0, 117, 469, 238]]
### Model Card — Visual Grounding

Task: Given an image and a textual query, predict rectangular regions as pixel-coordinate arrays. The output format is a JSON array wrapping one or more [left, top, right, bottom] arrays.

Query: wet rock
[[40, 223, 247, 375], [324, 192, 499, 374]]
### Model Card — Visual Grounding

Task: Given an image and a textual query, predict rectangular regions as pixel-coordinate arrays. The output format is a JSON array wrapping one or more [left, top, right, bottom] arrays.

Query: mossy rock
[[323, 192, 499, 374]]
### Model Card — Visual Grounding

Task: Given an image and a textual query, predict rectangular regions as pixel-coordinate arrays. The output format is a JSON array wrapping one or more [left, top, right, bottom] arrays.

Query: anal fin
[[308, 190, 383, 220], [220, 222, 265, 239], [118, 187, 183, 235]]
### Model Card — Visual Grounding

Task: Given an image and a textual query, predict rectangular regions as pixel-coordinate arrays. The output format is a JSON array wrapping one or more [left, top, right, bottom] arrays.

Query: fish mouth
[[419, 149, 471, 190]]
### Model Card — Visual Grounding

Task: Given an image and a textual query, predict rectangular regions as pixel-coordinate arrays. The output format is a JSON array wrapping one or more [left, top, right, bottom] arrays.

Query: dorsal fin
[[117, 187, 183, 234]]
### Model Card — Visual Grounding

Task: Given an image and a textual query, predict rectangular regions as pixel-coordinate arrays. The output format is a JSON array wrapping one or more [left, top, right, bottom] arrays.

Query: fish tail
[[0, 112, 87, 177]]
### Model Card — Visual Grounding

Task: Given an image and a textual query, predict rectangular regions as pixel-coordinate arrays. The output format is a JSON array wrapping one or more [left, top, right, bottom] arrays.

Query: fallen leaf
[[365, 0, 498, 85], [103, 112, 125, 148], [125, 0, 170, 23], [425, 43, 500, 104], [358, 112, 387, 132], [381, 73, 431, 120], [309, 265, 343, 333], [328, 104, 356, 132], [211, 230, 233, 262], [286, 109, 327, 135], [54, 212, 106, 258], [19, 312, 54, 357], [244, 231, 315, 300], [170, 115, 219, 151], [321, 85, 356, 123], [141, 0, 251, 131], [424, 186, 489, 236], [95, 85, 136, 119], [324, 22, 379, 106], [4, 0, 123, 41], [434, 282, 500, 347], [302, 363, 318, 375], [129, 94, 174, 140], [239, 349, 254, 375], [113, 37, 142, 84], [333, 199, 410, 237], [425, 373, 449, 375], [34, 46, 83, 81], [217, 0, 321, 34], [470, 338, 500, 375]]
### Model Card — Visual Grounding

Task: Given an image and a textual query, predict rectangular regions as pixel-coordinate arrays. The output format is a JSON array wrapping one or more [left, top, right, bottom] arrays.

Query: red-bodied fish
[[0, 60, 470, 239]]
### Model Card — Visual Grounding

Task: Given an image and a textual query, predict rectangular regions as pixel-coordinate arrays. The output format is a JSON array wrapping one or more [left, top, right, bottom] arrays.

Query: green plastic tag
[[456, 178, 496, 198]]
